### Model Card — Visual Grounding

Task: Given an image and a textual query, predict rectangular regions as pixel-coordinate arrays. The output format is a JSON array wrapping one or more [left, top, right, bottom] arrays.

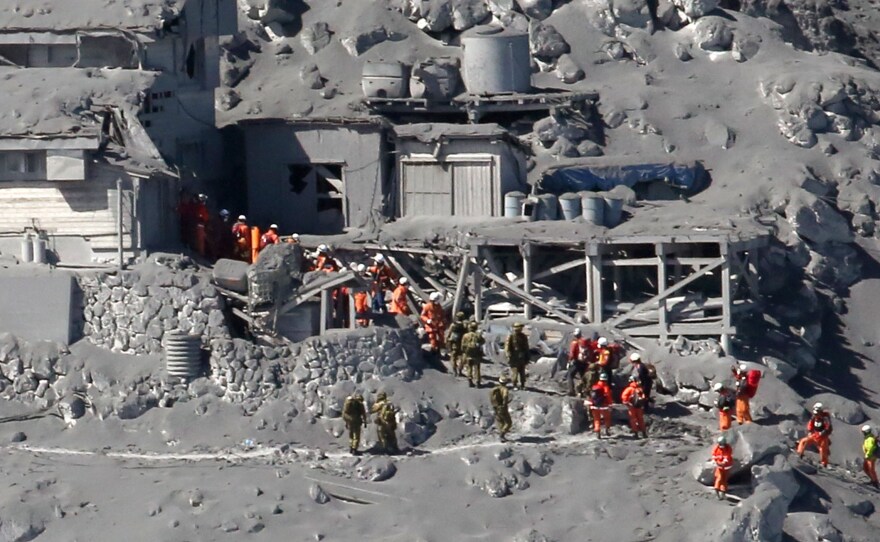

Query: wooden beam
[[513, 256, 585, 287], [522, 242, 533, 320], [278, 271, 356, 314], [348, 292, 357, 329], [720, 242, 732, 354], [585, 246, 593, 323], [602, 256, 725, 267], [606, 257, 726, 327], [591, 251, 603, 323], [624, 323, 737, 336], [482, 270, 578, 325], [320, 289, 331, 335], [451, 255, 471, 317], [656, 243, 668, 342], [381, 250, 429, 304], [473, 264, 483, 321]]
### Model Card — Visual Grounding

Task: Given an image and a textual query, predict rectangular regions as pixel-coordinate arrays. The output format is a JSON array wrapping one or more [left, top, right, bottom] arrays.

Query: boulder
[[751, 455, 799, 502], [419, 0, 453, 32], [300, 64, 324, 90], [301, 22, 332, 54], [841, 493, 874, 517], [760, 356, 797, 383], [783, 512, 842, 542], [515, 0, 554, 20], [732, 423, 787, 466], [529, 21, 569, 60], [673, 0, 719, 19], [785, 193, 853, 245], [452, 0, 491, 31], [751, 376, 805, 418], [341, 27, 402, 56], [612, 0, 652, 28], [308, 483, 330, 504], [355, 457, 397, 481], [692, 17, 733, 51], [704, 118, 735, 149], [719, 483, 791, 542], [555, 54, 584, 84], [805, 244, 861, 291], [807, 393, 866, 424]]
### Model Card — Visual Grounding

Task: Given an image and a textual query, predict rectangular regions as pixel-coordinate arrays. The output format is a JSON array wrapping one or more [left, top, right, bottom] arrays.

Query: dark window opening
[[185, 44, 196, 78], [288, 165, 311, 194]]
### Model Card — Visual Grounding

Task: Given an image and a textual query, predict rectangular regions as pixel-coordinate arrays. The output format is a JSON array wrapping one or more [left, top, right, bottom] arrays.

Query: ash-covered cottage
[[0, 0, 235, 262]]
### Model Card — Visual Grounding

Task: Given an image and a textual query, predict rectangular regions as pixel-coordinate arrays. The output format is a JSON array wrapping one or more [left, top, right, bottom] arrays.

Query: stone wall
[[78, 263, 230, 354], [0, 333, 68, 405]]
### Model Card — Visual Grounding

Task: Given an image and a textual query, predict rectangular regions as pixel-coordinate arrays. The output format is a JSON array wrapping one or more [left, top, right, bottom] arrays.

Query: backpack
[[491, 387, 505, 408], [628, 390, 646, 409], [744, 370, 761, 398], [645, 363, 657, 379], [590, 387, 606, 407]]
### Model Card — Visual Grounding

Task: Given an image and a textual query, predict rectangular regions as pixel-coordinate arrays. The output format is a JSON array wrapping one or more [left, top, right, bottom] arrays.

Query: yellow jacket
[[864, 435, 877, 459]]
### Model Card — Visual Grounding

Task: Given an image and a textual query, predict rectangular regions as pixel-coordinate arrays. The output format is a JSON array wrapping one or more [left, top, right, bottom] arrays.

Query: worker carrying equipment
[[567, 329, 597, 397], [862, 424, 879, 488], [589, 373, 613, 438], [621, 374, 648, 438], [629, 352, 655, 411], [371, 392, 399, 454], [711, 435, 734, 500], [797, 403, 833, 467], [491, 374, 513, 442], [259, 224, 280, 249], [461, 321, 485, 388], [713, 382, 734, 431], [732, 364, 758, 425], [420, 292, 447, 354], [231, 215, 251, 262], [445, 312, 467, 377], [389, 277, 411, 315], [342, 392, 367, 455]]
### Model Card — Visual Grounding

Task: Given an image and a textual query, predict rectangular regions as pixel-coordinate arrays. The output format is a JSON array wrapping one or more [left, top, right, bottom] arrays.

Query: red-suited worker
[[193, 193, 210, 256], [589, 373, 613, 438], [711, 434, 734, 500], [259, 224, 280, 250], [797, 402, 833, 467], [732, 364, 753, 424], [862, 424, 879, 488], [231, 215, 251, 261], [353, 264, 370, 328], [713, 382, 734, 431], [420, 291, 447, 353], [595, 336, 622, 380], [389, 277, 411, 315], [620, 374, 648, 438]]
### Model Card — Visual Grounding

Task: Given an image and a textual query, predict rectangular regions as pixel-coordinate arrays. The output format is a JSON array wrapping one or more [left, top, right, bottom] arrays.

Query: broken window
[[287, 163, 346, 233], [184, 39, 206, 83], [315, 164, 344, 215], [76, 34, 138, 69], [0, 151, 47, 181]]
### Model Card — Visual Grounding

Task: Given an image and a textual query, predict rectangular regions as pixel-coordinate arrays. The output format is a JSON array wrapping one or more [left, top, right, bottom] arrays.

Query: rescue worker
[[713, 382, 735, 431], [711, 434, 734, 500], [595, 336, 620, 381], [797, 402, 833, 467], [368, 254, 395, 314], [353, 265, 371, 328], [589, 372, 614, 438], [287, 233, 300, 244], [629, 352, 654, 409], [461, 321, 485, 388], [342, 392, 367, 455], [313, 244, 339, 272], [207, 208, 234, 260], [732, 364, 753, 425], [566, 329, 595, 396], [259, 223, 280, 250], [862, 424, 879, 488], [504, 323, 530, 390], [420, 292, 447, 354], [491, 374, 513, 442], [193, 193, 210, 256], [389, 277, 411, 315], [621, 374, 648, 438], [371, 392, 399, 454], [445, 312, 467, 376], [231, 215, 251, 262]]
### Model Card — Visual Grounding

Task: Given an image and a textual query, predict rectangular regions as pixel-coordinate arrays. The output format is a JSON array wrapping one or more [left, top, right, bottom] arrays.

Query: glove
[[427, 319, 432, 325]]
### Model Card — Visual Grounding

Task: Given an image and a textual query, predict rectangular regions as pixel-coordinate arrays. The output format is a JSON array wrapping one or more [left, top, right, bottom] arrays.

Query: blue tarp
[[538, 162, 706, 194]]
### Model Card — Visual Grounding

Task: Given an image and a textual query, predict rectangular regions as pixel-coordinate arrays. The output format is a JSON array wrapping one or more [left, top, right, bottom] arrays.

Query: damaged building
[[0, 0, 236, 261]]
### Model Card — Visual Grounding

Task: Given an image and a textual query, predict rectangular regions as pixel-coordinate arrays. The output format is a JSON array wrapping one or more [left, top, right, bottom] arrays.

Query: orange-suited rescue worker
[[389, 277, 411, 315], [620, 374, 648, 438], [797, 402, 832, 467], [628, 352, 654, 411], [862, 424, 879, 489], [353, 264, 371, 328], [595, 336, 621, 381], [711, 434, 734, 500], [589, 373, 613, 438], [566, 329, 595, 396], [259, 223, 280, 250], [313, 244, 339, 272], [231, 215, 250, 262], [368, 254, 395, 313], [713, 382, 734, 430], [420, 292, 446, 353], [732, 364, 753, 424], [193, 193, 210, 256]]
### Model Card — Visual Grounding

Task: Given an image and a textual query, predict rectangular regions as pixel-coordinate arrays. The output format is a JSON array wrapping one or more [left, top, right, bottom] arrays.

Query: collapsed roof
[[0, 1, 181, 32]]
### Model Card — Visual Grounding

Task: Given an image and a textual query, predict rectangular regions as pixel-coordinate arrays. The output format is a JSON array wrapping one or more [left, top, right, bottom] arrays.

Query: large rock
[[807, 392, 866, 424], [783, 512, 842, 542], [692, 17, 733, 51], [555, 54, 584, 84], [719, 483, 791, 542], [515, 0, 554, 20], [751, 455, 799, 502], [760, 356, 797, 383], [784, 193, 853, 245], [301, 22, 332, 54], [732, 423, 787, 466], [355, 457, 397, 482], [673, 0, 719, 19], [751, 376, 805, 418], [529, 21, 569, 60], [805, 243, 861, 291], [612, 0, 652, 28], [452, 0, 491, 30]]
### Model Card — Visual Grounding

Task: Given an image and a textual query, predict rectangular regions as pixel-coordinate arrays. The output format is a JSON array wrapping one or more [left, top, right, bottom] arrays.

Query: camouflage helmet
[[376, 391, 387, 402], [456, 311, 466, 321], [512, 322, 524, 329], [469, 321, 479, 331], [498, 373, 509, 384]]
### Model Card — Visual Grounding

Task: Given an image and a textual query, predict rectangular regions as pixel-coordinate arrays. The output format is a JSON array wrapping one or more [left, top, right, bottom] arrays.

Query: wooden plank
[[591, 252, 603, 323], [624, 323, 737, 336], [451, 255, 470, 317], [473, 264, 483, 321], [656, 243, 668, 342], [513, 256, 585, 287], [720, 243, 732, 354], [602, 256, 725, 267], [320, 289, 331, 335], [278, 271, 355, 314], [522, 242, 533, 320], [606, 257, 726, 327], [482, 270, 578, 325], [381, 250, 429, 301]]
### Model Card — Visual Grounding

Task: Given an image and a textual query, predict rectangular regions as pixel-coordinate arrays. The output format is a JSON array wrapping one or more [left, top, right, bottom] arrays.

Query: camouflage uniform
[[504, 323, 530, 389], [342, 393, 367, 454], [491, 376, 513, 441], [460, 322, 485, 388], [371, 392, 399, 454], [445, 312, 467, 376]]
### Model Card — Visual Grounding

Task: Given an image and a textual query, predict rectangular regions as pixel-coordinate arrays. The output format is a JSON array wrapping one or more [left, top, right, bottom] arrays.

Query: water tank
[[164, 332, 202, 380], [603, 196, 624, 227], [32, 236, 47, 264], [20, 234, 33, 263], [504, 191, 526, 217], [362, 62, 410, 98], [581, 193, 605, 226], [535, 194, 559, 220], [410, 58, 460, 100], [461, 26, 531, 95], [558, 193, 582, 220]]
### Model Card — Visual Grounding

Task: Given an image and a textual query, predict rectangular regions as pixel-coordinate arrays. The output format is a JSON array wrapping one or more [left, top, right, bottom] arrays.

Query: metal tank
[[603, 195, 624, 227], [20, 234, 33, 263], [461, 26, 531, 95], [536, 194, 559, 220], [504, 191, 526, 217], [32, 235, 47, 264], [558, 193, 582, 220], [164, 332, 202, 381], [581, 193, 605, 226], [362, 62, 410, 98]]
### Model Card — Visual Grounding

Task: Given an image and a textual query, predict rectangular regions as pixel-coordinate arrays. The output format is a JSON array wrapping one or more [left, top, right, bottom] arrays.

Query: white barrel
[[461, 26, 531, 95], [559, 193, 582, 220], [20, 235, 33, 263], [164, 332, 202, 380], [504, 191, 526, 218], [603, 196, 624, 227], [536, 194, 559, 220], [32, 236, 46, 264], [581, 194, 605, 226]]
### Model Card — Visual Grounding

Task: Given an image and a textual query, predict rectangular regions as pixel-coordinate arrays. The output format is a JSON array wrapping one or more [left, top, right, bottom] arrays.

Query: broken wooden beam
[[482, 270, 578, 325]]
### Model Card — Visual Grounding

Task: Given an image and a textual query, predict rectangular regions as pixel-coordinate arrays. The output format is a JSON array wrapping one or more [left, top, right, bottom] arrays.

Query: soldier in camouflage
[[342, 392, 367, 455], [445, 311, 467, 377], [504, 322, 530, 390], [491, 374, 513, 442], [460, 321, 485, 388]]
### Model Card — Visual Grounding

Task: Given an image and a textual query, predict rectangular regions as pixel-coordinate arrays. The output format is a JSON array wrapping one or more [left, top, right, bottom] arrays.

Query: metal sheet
[[452, 160, 494, 216], [401, 161, 452, 216]]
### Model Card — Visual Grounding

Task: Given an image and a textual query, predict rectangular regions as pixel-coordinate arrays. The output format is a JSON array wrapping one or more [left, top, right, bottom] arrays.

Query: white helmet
[[269, 223, 278, 230], [291, 233, 300, 240], [374, 253, 385, 262], [219, 209, 230, 218], [597, 337, 608, 347], [862, 424, 873, 434], [739, 364, 748, 372], [712, 382, 724, 392], [629, 374, 639, 382], [318, 244, 328, 252], [812, 402, 824, 413], [717, 435, 727, 445], [238, 215, 246, 221], [429, 292, 441, 302], [356, 264, 367, 273], [630, 353, 641, 362], [573, 329, 582, 337], [399, 277, 408, 285]]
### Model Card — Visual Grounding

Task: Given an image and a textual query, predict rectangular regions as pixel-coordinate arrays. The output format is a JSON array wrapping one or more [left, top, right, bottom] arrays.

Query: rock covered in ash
[[308, 483, 331, 504], [673, 0, 719, 19], [783, 512, 842, 542], [355, 457, 397, 481], [529, 21, 569, 60], [301, 22, 332, 54], [611, 0, 652, 28], [784, 192, 853, 245], [806, 392, 866, 424], [692, 17, 734, 51], [516, 0, 554, 20]]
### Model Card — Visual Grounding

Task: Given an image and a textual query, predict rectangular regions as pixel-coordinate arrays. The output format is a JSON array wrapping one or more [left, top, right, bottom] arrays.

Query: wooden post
[[451, 254, 471, 317], [348, 291, 357, 329], [585, 244, 592, 321], [590, 247, 603, 324], [320, 288, 331, 335], [473, 260, 483, 322], [720, 242, 732, 354], [522, 242, 533, 320], [612, 264, 622, 302], [116, 177, 124, 270], [656, 243, 668, 342]]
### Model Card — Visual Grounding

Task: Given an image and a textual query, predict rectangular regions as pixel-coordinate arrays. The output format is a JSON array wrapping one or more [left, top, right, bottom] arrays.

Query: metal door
[[401, 161, 452, 216], [452, 159, 494, 216]]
